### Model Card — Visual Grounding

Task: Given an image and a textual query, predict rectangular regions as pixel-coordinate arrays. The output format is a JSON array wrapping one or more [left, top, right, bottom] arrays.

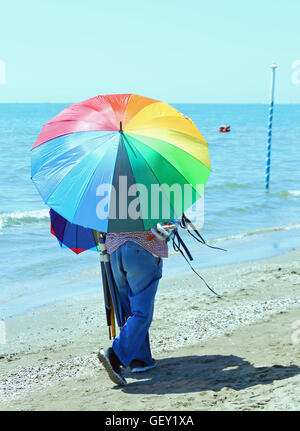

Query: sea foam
[[0, 209, 49, 230]]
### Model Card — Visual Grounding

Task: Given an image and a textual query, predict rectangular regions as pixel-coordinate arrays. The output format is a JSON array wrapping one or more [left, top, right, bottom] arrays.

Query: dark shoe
[[130, 359, 157, 373], [98, 348, 127, 386]]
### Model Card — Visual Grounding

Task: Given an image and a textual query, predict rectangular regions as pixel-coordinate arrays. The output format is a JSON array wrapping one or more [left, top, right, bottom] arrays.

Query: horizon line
[[1, 101, 300, 105]]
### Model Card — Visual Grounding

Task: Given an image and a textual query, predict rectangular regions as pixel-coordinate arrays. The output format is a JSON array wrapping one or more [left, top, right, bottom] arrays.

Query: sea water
[[0, 103, 299, 318]]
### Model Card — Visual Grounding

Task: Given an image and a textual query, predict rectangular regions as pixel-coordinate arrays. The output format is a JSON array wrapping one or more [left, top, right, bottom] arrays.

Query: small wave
[[288, 190, 300, 197], [168, 222, 300, 257], [274, 190, 300, 199], [0, 209, 49, 229], [206, 182, 252, 191], [213, 222, 300, 242]]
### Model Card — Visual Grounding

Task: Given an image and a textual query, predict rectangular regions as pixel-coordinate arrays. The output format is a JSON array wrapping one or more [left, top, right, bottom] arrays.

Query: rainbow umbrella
[[31, 94, 211, 232]]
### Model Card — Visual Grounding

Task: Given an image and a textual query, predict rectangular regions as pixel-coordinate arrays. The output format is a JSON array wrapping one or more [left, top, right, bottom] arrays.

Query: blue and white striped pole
[[265, 63, 278, 191]]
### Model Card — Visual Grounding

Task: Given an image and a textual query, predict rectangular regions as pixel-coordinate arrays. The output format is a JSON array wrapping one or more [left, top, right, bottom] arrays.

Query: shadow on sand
[[120, 354, 300, 394]]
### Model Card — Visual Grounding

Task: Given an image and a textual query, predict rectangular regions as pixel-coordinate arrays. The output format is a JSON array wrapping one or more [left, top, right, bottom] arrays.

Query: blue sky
[[1, 0, 300, 103]]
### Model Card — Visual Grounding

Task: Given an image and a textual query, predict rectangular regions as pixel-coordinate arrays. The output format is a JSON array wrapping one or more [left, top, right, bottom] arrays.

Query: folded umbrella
[[50, 208, 121, 337], [93, 231, 123, 330]]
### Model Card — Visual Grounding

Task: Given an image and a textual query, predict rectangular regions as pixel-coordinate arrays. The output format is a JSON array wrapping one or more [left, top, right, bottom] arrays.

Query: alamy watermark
[[291, 60, 300, 85], [95, 176, 205, 228], [0, 60, 6, 85], [0, 320, 6, 344]]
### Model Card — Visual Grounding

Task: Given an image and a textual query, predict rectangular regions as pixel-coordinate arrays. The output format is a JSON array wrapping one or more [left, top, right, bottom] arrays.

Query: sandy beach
[[0, 247, 299, 411]]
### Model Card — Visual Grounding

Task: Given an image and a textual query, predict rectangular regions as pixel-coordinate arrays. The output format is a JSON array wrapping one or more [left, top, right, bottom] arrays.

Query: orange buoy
[[219, 125, 231, 133]]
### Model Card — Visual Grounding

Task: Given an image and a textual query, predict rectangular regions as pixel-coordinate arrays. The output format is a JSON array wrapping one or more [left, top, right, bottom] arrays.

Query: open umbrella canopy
[[50, 208, 97, 254], [31, 94, 211, 232]]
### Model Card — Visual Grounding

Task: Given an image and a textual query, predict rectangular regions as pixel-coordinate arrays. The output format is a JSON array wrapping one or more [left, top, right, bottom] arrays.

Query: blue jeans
[[110, 241, 163, 367]]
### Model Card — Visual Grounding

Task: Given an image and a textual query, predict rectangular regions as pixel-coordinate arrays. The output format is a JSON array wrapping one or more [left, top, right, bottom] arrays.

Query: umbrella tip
[[120, 121, 123, 132]]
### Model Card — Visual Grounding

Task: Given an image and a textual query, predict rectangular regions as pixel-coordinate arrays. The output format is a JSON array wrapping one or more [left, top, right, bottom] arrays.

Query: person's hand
[[151, 223, 177, 241]]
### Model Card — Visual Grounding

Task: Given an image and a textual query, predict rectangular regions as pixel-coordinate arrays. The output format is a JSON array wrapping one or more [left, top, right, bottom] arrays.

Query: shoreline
[[1, 224, 300, 320], [0, 247, 300, 410]]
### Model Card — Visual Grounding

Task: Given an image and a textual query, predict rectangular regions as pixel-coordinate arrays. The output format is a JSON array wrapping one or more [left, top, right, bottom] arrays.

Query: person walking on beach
[[98, 225, 173, 386]]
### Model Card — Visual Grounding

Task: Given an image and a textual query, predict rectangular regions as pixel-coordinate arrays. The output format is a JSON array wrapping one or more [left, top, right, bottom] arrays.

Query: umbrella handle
[[93, 230, 116, 339], [94, 231, 123, 329]]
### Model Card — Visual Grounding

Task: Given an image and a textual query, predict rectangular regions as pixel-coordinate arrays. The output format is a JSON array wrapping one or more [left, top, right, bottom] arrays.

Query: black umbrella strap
[[180, 213, 227, 252], [172, 230, 220, 297], [173, 230, 193, 261]]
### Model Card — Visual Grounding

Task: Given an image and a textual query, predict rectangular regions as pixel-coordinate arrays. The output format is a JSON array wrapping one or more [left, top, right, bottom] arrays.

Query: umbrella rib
[[125, 133, 209, 195], [124, 102, 182, 130], [107, 133, 145, 231], [44, 135, 117, 220], [123, 96, 157, 128], [76, 223, 78, 253], [128, 127, 210, 168], [71, 134, 121, 228], [125, 115, 205, 140], [50, 209, 66, 244], [123, 136, 178, 219], [122, 132, 138, 158], [129, 125, 207, 144], [50, 209, 59, 227], [32, 131, 114, 176], [103, 95, 132, 130]]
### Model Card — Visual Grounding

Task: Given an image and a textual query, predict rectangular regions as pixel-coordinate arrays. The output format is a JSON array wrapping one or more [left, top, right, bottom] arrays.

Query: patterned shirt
[[105, 230, 169, 258]]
